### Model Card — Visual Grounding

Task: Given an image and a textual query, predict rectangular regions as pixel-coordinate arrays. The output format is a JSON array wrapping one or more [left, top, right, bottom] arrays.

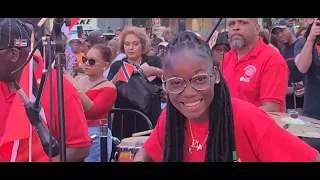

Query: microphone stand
[[100, 124, 121, 162], [45, 35, 55, 162], [206, 18, 223, 43], [206, 18, 225, 72], [221, 18, 227, 72], [100, 124, 108, 162], [51, 18, 70, 162]]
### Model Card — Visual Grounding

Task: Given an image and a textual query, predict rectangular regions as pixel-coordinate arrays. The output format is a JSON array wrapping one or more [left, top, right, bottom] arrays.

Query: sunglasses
[[82, 56, 99, 66]]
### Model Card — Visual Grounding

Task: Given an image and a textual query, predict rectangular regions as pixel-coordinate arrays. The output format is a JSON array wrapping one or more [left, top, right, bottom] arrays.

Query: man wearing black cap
[[0, 18, 90, 162], [88, 30, 105, 47], [271, 18, 305, 114], [211, 32, 230, 66]]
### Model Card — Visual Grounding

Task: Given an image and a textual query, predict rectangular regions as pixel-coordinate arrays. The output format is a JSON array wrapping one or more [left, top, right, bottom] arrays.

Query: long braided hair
[[162, 31, 236, 162]]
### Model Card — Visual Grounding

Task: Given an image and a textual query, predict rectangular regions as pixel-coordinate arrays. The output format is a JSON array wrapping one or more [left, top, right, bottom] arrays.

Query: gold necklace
[[187, 119, 208, 154]]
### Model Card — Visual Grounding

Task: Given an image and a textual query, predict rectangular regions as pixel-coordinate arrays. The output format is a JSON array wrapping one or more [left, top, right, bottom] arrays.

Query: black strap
[[90, 79, 108, 90]]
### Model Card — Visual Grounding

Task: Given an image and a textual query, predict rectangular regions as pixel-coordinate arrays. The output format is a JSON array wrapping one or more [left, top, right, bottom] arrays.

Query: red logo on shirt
[[240, 65, 256, 83]]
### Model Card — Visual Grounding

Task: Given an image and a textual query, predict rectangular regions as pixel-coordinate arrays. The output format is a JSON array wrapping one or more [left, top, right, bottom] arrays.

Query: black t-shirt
[[281, 40, 304, 109], [294, 40, 320, 120]]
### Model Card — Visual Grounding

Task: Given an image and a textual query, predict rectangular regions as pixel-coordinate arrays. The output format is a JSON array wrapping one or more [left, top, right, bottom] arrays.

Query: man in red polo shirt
[[0, 18, 91, 162], [222, 18, 288, 112]]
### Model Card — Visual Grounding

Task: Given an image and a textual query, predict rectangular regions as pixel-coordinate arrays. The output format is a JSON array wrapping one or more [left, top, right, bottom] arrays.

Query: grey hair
[[229, 39, 244, 49]]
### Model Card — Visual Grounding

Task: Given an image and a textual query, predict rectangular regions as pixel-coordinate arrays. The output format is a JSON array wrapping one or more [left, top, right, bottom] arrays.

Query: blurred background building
[[25, 18, 312, 39]]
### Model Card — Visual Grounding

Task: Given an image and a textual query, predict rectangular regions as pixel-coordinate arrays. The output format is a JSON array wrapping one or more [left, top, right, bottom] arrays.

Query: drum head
[[119, 136, 149, 147], [268, 112, 320, 138]]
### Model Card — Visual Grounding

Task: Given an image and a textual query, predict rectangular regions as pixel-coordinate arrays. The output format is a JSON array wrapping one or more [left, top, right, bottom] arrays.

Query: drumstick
[[37, 18, 48, 27], [293, 93, 297, 112], [132, 130, 153, 137]]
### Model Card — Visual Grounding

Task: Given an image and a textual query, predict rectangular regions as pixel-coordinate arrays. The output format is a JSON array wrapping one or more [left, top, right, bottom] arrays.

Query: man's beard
[[230, 39, 244, 49]]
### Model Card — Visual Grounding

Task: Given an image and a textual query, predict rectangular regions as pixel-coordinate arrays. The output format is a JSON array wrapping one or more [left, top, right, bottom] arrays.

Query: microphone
[[53, 18, 64, 24], [53, 18, 71, 27], [13, 81, 60, 157]]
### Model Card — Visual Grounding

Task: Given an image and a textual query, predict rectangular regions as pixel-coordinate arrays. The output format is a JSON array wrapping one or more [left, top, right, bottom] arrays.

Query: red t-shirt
[[0, 82, 15, 142], [222, 38, 289, 111], [0, 56, 91, 162], [85, 87, 117, 127], [144, 98, 318, 162]]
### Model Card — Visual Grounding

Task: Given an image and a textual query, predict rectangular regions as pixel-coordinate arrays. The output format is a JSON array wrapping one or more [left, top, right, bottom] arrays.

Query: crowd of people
[[0, 18, 320, 162]]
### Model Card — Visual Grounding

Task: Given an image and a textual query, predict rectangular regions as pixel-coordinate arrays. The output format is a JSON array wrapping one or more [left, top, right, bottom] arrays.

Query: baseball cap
[[68, 34, 80, 44], [215, 32, 229, 47], [270, 19, 289, 33], [0, 18, 32, 49], [88, 30, 104, 43]]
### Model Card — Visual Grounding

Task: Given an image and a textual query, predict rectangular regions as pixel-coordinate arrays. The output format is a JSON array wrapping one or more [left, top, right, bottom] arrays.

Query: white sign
[[49, 18, 98, 31], [72, 18, 97, 30]]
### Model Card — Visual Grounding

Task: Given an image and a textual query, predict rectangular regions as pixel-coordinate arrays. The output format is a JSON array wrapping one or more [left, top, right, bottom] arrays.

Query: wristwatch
[[137, 68, 143, 74]]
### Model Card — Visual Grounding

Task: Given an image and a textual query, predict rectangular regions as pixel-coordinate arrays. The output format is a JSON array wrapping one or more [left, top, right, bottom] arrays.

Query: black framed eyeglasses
[[162, 74, 213, 94], [82, 56, 99, 66]]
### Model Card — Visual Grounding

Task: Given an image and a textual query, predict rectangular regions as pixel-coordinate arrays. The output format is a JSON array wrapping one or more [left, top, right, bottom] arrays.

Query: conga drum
[[115, 136, 149, 162], [268, 112, 320, 151]]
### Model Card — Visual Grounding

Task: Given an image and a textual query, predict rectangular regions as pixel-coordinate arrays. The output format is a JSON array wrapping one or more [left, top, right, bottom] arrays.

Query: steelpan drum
[[115, 136, 149, 162], [268, 112, 320, 151]]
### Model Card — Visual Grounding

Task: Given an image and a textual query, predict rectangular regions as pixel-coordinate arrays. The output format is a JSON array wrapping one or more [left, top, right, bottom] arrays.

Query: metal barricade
[[100, 108, 153, 162]]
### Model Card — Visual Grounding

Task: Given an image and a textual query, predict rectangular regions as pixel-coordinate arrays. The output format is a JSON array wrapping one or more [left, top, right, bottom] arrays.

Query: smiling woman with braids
[[133, 31, 320, 162]]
